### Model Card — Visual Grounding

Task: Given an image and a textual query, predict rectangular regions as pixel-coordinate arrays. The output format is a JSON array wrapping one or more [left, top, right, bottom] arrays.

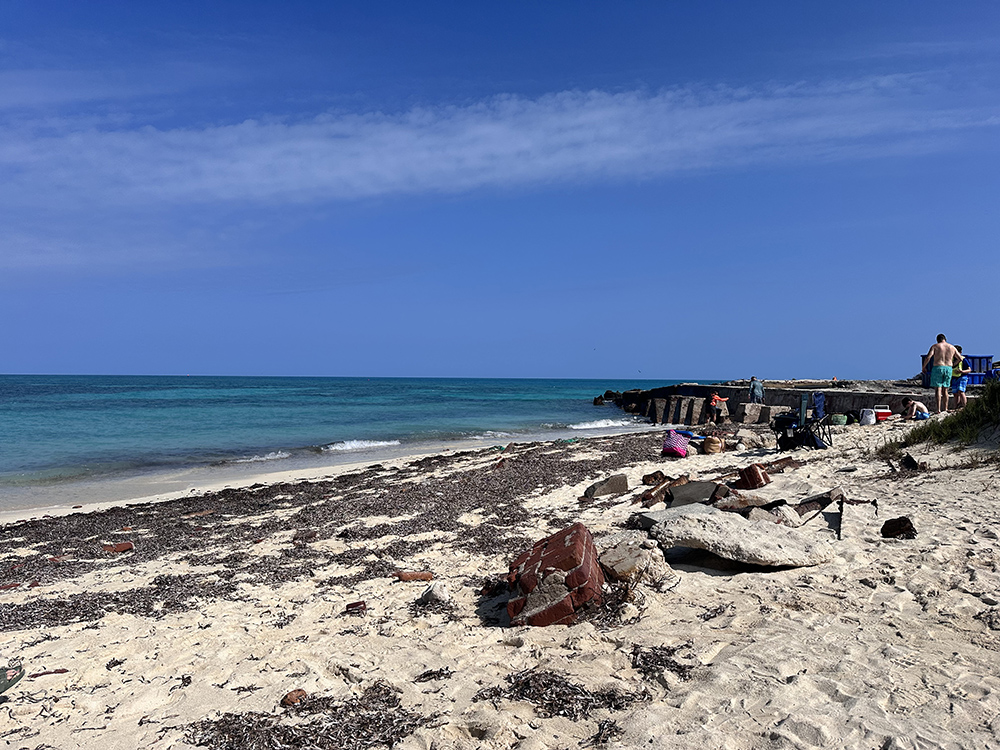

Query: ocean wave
[[233, 451, 292, 463], [323, 439, 402, 452], [472, 430, 514, 440], [567, 418, 636, 430]]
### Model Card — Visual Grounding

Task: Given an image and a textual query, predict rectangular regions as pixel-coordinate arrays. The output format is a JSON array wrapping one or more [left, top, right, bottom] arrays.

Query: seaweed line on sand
[[471, 668, 650, 720], [1, 434, 663, 632], [182, 680, 438, 750]]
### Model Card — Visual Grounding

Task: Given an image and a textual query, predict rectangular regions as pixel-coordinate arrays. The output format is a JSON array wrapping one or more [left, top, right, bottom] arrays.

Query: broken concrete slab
[[648, 504, 835, 567], [584, 474, 629, 498], [668, 481, 729, 507], [636, 474, 689, 508], [599, 538, 658, 582]]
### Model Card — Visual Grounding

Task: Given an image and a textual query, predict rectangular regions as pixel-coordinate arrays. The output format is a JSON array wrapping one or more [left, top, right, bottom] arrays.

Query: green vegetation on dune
[[877, 380, 1000, 459]]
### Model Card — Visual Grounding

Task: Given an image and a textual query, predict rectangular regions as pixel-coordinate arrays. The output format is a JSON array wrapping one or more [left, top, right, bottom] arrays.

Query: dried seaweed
[[584, 579, 645, 630], [472, 669, 648, 720], [413, 667, 453, 683], [581, 719, 623, 747], [698, 602, 734, 621], [2, 432, 666, 632], [0, 574, 242, 633], [407, 598, 459, 621], [183, 680, 435, 750], [630, 643, 695, 682]]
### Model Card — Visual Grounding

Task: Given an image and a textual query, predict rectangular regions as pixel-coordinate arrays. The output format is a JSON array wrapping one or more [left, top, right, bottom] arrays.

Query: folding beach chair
[[771, 393, 833, 452]]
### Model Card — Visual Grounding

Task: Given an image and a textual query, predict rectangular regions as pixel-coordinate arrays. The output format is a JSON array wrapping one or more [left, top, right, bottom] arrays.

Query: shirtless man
[[901, 397, 931, 420], [924, 334, 964, 413]]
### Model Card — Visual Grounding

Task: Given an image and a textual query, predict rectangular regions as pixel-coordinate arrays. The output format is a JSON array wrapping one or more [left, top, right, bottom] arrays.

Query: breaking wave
[[472, 430, 514, 440], [323, 439, 401, 452], [233, 451, 291, 463], [567, 418, 636, 430]]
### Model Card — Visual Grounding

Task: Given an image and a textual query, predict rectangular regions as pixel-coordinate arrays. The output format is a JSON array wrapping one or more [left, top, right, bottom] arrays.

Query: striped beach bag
[[662, 430, 690, 458]]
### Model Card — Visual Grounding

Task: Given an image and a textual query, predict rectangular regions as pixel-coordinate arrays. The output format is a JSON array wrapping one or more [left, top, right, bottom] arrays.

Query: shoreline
[[2, 417, 999, 748], [0, 421, 662, 522]]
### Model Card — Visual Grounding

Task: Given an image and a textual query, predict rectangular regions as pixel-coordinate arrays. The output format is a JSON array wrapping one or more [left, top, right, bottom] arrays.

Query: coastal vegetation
[[877, 380, 1000, 459]]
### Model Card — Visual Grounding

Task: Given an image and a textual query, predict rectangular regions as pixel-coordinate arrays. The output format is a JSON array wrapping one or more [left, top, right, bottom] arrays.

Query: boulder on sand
[[648, 504, 835, 568]]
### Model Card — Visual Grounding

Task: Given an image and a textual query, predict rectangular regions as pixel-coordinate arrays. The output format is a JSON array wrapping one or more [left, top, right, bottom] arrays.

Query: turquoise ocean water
[[0, 376, 698, 511]]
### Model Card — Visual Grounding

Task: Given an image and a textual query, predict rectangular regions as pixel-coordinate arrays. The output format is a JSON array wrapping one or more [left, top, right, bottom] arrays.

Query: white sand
[[2, 418, 999, 749]]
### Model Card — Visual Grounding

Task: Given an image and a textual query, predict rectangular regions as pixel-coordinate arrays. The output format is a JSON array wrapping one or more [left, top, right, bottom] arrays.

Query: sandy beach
[[2, 416, 999, 750]]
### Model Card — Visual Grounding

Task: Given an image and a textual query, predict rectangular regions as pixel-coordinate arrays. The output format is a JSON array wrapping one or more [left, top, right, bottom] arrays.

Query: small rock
[[900, 453, 926, 471], [881, 517, 917, 539], [281, 689, 307, 707], [773, 505, 804, 528], [747, 507, 779, 524], [418, 582, 451, 605], [600, 540, 655, 582]]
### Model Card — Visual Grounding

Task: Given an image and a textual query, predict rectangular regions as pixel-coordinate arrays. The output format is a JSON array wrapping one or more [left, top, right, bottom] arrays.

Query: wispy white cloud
[[0, 72, 996, 273], [0, 73, 994, 212]]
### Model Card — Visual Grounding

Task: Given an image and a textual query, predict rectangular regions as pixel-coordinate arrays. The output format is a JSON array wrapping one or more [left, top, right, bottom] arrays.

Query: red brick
[[102, 542, 134, 553], [506, 523, 604, 627]]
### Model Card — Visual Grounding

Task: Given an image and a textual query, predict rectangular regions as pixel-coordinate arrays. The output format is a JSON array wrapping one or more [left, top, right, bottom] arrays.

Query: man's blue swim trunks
[[930, 365, 952, 389], [951, 375, 969, 393]]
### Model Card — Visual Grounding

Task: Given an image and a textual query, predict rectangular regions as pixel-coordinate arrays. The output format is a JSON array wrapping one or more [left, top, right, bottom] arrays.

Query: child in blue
[[902, 397, 931, 420], [951, 345, 972, 410]]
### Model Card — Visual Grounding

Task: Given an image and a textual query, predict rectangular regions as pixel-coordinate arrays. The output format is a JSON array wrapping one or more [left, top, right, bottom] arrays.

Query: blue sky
[[1, 2, 997, 379]]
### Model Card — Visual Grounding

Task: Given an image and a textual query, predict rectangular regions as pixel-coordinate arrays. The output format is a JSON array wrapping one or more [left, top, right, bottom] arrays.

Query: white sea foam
[[473, 430, 514, 440], [323, 439, 401, 452], [567, 418, 635, 430], [234, 451, 291, 463]]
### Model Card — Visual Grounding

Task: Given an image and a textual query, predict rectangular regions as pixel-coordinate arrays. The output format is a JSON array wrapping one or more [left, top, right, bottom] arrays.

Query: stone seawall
[[599, 380, 951, 427]]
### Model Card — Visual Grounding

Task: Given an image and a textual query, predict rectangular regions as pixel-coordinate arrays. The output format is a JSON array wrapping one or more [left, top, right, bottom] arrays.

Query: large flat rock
[[647, 504, 835, 568]]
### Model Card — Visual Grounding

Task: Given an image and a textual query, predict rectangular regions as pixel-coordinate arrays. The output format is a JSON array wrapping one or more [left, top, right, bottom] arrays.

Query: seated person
[[902, 397, 931, 420]]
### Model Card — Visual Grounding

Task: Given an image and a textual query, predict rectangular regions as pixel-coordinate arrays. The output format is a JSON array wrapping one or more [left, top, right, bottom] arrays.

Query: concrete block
[[666, 396, 681, 425], [687, 398, 704, 425], [735, 402, 762, 424], [651, 398, 667, 424]]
